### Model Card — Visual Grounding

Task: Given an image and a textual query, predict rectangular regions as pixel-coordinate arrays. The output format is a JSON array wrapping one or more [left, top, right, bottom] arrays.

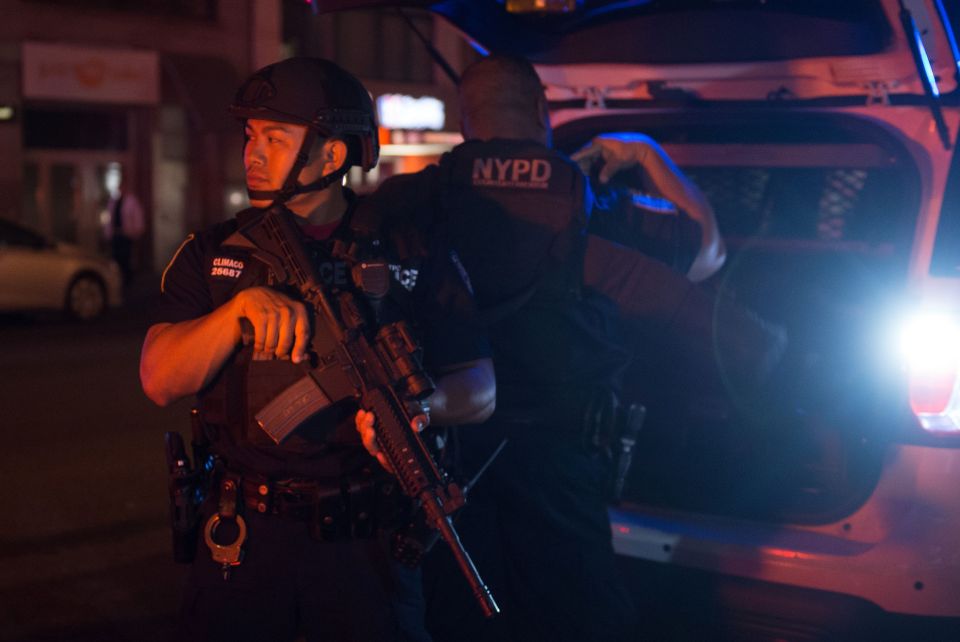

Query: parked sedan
[[0, 218, 122, 320]]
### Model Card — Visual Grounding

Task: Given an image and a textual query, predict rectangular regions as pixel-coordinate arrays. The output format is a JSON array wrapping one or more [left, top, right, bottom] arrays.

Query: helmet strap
[[299, 166, 349, 193], [246, 127, 346, 204]]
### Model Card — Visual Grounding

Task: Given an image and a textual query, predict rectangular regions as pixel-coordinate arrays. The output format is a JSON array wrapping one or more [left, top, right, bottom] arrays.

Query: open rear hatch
[[317, 1, 958, 107], [568, 109, 924, 523], [313, 0, 960, 523]]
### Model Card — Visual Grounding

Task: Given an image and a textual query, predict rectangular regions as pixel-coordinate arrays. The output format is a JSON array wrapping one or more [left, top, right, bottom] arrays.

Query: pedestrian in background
[[103, 175, 144, 286]]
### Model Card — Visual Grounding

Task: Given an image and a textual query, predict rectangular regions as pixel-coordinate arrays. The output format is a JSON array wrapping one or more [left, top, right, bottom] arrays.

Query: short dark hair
[[460, 55, 545, 131]]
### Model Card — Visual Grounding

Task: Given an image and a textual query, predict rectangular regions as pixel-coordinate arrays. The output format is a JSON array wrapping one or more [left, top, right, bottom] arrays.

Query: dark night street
[[2, 278, 959, 642], [0, 275, 190, 642], [5, 2, 960, 641]]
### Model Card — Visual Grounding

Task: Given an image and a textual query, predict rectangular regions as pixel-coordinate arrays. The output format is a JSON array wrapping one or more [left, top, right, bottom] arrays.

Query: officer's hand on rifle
[[355, 408, 429, 473], [231, 286, 311, 363]]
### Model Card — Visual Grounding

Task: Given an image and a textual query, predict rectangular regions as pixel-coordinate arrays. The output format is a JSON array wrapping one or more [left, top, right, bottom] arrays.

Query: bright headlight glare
[[898, 311, 960, 375], [897, 310, 960, 431]]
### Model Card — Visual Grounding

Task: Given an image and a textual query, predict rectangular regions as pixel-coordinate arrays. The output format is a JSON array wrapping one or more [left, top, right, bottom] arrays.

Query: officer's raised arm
[[574, 133, 726, 281]]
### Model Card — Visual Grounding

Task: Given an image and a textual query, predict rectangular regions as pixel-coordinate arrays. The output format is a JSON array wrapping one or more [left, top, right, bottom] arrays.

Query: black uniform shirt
[[361, 141, 699, 332], [361, 141, 786, 419], [359, 141, 640, 411], [153, 194, 489, 478]]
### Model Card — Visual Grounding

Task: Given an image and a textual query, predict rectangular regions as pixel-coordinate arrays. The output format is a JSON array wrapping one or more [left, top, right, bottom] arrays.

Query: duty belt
[[492, 388, 647, 502], [239, 474, 401, 539], [203, 468, 408, 579], [493, 386, 617, 441], [211, 469, 405, 540]]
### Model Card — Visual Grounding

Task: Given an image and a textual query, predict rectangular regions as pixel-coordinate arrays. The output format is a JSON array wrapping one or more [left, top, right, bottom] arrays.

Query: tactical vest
[[435, 140, 628, 418], [195, 206, 415, 476], [435, 139, 588, 312]]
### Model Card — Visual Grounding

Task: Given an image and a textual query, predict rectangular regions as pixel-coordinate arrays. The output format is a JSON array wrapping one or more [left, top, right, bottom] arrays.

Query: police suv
[[322, 0, 960, 638]]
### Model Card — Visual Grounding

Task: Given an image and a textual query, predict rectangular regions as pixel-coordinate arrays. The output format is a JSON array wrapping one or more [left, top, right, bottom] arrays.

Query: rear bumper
[[611, 443, 960, 617], [618, 556, 960, 641]]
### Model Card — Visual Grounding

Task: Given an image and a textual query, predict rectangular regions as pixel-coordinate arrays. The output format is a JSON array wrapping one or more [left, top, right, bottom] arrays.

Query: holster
[[164, 409, 214, 564], [581, 390, 647, 503], [581, 388, 620, 456], [610, 403, 646, 504]]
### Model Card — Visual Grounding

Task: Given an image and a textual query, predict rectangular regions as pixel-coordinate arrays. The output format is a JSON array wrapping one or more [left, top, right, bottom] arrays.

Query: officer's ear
[[536, 93, 553, 148], [459, 107, 476, 140], [319, 138, 349, 178]]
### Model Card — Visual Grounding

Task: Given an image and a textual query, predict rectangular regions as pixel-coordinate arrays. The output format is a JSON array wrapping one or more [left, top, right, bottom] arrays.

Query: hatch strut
[[899, 0, 952, 150], [397, 8, 461, 85], [304, 2, 462, 84]]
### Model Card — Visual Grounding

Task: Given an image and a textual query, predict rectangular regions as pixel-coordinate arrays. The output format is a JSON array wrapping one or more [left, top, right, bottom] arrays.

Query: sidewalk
[[0, 282, 188, 642]]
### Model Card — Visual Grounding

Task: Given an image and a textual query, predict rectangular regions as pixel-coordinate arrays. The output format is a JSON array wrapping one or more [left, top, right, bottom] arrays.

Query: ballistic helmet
[[230, 57, 379, 203]]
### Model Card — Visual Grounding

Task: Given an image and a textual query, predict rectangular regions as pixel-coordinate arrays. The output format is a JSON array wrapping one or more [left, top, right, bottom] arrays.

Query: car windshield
[[0, 220, 45, 249]]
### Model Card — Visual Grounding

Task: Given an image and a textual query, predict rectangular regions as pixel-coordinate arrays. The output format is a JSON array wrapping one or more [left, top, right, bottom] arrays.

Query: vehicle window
[[0, 220, 45, 248]]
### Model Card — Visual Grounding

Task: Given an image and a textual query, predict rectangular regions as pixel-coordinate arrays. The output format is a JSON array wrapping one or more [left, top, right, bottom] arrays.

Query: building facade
[[281, 1, 476, 191], [3, 0, 468, 273]]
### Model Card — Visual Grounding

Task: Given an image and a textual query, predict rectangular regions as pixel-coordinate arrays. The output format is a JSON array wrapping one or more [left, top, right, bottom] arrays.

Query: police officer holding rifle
[[141, 57, 495, 642]]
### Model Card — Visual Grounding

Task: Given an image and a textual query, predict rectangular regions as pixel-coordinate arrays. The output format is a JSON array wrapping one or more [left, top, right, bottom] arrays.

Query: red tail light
[[901, 311, 960, 432]]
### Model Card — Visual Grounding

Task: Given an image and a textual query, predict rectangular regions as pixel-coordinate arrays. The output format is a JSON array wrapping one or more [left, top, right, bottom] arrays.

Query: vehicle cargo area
[[559, 110, 923, 524]]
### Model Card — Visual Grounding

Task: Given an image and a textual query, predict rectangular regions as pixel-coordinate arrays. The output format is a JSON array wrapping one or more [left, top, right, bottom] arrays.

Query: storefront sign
[[22, 42, 159, 105], [376, 94, 445, 131]]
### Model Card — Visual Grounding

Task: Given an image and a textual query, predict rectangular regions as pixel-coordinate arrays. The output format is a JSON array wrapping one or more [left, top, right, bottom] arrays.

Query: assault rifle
[[232, 205, 499, 618]]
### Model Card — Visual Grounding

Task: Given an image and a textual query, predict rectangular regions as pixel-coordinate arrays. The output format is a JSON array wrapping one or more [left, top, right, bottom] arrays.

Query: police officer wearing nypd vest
[[357, 55, 786, 642], [140, 57, 495, 642]]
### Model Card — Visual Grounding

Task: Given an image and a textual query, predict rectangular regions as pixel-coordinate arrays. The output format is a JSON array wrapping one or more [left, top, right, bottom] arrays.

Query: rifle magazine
[[255, 375, 333, 443]]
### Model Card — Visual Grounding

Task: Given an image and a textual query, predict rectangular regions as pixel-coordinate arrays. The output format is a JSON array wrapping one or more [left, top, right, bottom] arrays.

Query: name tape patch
[[211, 257, 245, 279]]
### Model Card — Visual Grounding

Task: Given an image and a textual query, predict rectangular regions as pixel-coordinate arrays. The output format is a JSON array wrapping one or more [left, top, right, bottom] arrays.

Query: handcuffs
[[203, 475, 247, 580]]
